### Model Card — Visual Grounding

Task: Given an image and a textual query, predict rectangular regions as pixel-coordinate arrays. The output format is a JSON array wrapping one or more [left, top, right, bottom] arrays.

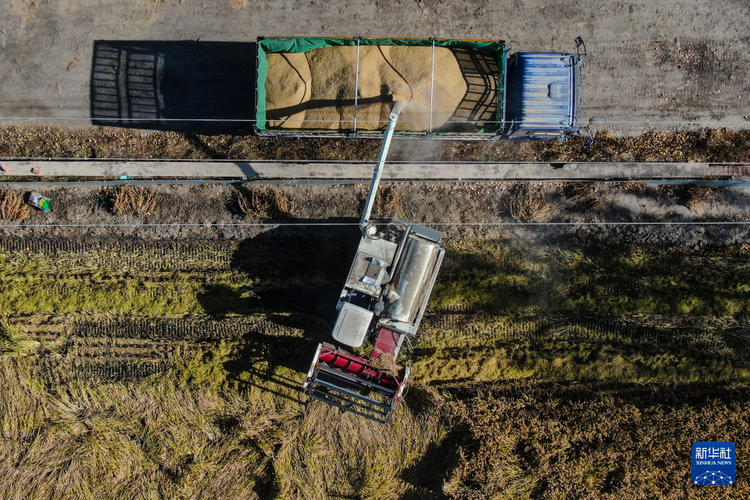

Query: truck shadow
[[90, 40, 256, 132]]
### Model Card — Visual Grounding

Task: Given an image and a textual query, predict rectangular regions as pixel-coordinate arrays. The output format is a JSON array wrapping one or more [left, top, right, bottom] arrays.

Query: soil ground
[[3, 180, 750, 241], [2, 0, 750, 134]]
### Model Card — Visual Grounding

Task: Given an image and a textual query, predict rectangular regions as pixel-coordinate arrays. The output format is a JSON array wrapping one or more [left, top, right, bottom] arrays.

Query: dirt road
[[1, 0, 749, 135]]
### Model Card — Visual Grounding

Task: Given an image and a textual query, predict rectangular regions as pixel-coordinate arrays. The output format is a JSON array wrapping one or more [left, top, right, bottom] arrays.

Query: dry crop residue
[[3, 125, 750, 163], [1, 182, 750, 498]]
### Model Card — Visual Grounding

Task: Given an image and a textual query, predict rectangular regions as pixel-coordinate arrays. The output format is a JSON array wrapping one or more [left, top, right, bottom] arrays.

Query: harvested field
[[415, 312, 750, 385], [265, 46, 476, 131], [1, 181, 749, 497], [1, 349, 748, 499]]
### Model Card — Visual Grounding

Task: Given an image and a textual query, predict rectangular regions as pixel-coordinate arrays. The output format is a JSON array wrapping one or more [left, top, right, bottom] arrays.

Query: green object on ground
[[26, 191, 51, 211]]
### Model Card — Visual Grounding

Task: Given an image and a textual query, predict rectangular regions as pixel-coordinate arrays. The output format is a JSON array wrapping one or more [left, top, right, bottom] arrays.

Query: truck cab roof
[[504, 52, 581, 139]]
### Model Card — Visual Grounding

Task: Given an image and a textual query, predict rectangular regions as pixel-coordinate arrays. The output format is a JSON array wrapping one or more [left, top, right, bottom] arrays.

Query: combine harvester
[[302, 101, 445, 423], [296, 36, 592, 421]]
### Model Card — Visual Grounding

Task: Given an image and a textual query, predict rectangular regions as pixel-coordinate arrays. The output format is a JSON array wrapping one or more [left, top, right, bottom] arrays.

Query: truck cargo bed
[[255, 37, 508, 140]]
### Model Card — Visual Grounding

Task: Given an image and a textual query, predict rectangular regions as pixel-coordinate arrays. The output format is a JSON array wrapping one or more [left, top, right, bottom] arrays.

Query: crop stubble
[[2, 232, 750, 387], [1, 184, 750, 497]]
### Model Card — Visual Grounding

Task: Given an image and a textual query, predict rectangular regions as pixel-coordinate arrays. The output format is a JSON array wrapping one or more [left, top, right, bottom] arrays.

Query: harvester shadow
[[400, 425, 475, 499], [222, 319, 328, 404], [90, 40, 256, 133], [195, 286, 334, 403], [196, 224, 362, 401], [266, 95, 391, 122], [396, 385, 479, 498], [229, 221, 361, 292]]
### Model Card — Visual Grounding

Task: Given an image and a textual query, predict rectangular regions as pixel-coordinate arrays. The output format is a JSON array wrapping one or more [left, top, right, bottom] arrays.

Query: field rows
[[13, 311, 749, 356], [0, 236, 235, 254], [35, 358, 173, 385], [0, 237, 237, 273], [2, 236, 750, 387], [5, 313, 325, 384], [7, 309, 750, 389], [0, 238, 477, 272], [72, 314, 319, 340], [422, 313, 750, 353]]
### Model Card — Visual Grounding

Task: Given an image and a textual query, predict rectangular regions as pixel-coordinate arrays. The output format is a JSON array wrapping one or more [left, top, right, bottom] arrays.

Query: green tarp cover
[[255, 37, 506, 134]]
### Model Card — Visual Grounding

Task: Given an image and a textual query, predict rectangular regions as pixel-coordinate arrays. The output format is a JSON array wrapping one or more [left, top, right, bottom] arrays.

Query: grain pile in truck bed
[[265, 45, 498, 131], [264, 53, 312, 129]]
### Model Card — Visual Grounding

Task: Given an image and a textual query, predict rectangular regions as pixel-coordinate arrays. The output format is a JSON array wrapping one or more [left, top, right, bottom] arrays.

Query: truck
[[255, 36, 589, 141], [302, 101, 445, 423]]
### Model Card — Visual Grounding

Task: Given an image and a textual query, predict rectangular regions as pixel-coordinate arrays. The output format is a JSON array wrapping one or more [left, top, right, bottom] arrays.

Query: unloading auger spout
[[360, 100, 408, 237]]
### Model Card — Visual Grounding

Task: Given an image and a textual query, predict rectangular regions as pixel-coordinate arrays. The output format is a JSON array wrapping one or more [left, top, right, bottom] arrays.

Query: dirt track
[[2, 180, 750, 245], [2, 0, 750, 135]]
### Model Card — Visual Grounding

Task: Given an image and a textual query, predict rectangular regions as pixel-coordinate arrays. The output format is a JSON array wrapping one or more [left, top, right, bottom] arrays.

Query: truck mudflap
[[302, 343, 411, 423]]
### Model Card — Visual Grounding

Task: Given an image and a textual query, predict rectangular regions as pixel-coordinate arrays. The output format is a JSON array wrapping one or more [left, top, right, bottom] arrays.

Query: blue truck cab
[[503, 37, 586, 141]]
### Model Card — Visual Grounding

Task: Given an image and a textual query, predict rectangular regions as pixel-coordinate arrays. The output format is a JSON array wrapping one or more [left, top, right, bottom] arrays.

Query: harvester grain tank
[[255, 36, 591, 142]]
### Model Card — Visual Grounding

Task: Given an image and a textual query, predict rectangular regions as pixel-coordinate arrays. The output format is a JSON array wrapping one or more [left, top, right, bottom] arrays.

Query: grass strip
[[434, 242, 750, 316]]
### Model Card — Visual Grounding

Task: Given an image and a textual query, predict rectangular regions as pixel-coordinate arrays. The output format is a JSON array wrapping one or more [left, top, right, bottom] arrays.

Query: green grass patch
[[416, 312, 750, 385], [0, 243, 345, 317], [0, 321, 40, 356], [414, 339, 750, 385], [434, 243, 750, 317]]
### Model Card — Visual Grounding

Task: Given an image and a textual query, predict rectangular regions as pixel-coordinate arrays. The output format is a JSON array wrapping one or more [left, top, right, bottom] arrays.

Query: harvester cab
[[302, 102, 446, 423]]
